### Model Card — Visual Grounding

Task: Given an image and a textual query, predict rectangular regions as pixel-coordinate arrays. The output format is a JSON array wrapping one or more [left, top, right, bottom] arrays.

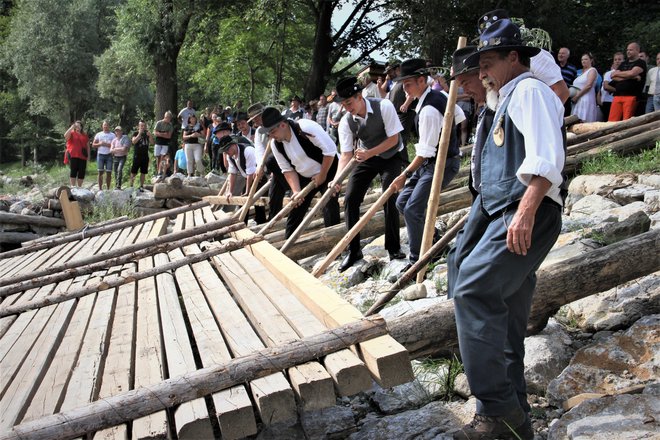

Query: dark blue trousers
[[447, 195, 561, 416]]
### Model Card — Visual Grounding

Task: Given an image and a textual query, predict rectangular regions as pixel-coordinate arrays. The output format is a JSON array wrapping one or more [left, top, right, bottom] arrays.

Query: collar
[[352, 98, 374, 122], [414, 87, 432, 114], [497, 71, 533, 109]]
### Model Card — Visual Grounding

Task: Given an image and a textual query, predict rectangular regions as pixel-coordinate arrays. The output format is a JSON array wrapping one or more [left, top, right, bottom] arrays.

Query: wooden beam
[[0, 211, 65, 228]]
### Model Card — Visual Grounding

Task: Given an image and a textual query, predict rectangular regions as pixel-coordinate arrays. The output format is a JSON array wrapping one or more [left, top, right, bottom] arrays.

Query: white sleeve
[[253, 128, 267, 167], [379, 99, 404, 137], [245, 146, 257, 175], [299, 119, 337, 156], [271, 143, 293, 173], [531, 49, 564, 87], [338, 114, 355, 153], [453, 104, 466, 124], [227, 155, 238, 174], [415, 106, 442, 158]]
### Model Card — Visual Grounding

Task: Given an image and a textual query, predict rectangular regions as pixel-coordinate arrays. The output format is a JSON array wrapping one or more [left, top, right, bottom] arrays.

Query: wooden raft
[[0, 204, 413, 440]]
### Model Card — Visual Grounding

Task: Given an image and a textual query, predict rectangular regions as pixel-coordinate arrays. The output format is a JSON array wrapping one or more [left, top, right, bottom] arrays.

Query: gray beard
[[486, 89, 499, 111]]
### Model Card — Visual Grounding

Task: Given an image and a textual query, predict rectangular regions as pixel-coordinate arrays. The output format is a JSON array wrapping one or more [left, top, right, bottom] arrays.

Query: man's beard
[[482, 78, 499, 111]]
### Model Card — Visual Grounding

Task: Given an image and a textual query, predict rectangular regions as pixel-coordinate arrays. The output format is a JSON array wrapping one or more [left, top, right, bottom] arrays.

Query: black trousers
[[344, 155, 403, 254], [285, 157, 340, 239], [265, 154, 287, 220]]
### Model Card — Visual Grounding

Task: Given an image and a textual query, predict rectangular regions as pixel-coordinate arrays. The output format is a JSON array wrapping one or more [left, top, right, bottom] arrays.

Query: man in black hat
[[261, 106, 340, 237], [334, 76, 406, 272], [211, 121, 232, 173], [447, 18, 565, 440], [284, 95, 305, 121], [389, 58, 461, 266]]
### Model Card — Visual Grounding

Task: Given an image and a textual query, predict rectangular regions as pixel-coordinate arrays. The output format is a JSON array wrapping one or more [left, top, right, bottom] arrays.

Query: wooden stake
[[257, 179, 318, 236], [312, 184, 397, 277], [1, 316, 388, 440], [416, 36, 467, 283], [280, 158, 357, 253], [57, 187, 84, 231], [238, 143, 272, 222]]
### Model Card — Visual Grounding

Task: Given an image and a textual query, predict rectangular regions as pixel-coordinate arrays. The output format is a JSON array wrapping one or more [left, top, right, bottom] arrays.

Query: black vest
[[228, 143, 249, 176], [346, 98, 401, 159], [273, 121, 324, 166], [415, 90, 460, 159]]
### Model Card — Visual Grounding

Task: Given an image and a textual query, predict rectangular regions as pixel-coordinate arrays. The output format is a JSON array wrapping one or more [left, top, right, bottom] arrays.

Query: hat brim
[[465, 45, 541, 67], [450, 65, 480, 80], [393, 71, 427, 82], [262, 114, 287, 132], [247, 111, 263, 124]]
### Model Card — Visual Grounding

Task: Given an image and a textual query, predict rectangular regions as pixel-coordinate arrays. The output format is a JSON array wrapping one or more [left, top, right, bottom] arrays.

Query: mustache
[[482, 77, 496, 90]]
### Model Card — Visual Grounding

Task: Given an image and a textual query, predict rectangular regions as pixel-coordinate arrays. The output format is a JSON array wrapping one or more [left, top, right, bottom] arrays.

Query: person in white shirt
[[92, 120, 115, 190], [600, 52, 624, 120], [177, 100, 196, 129], [644, 52, 660, 113]]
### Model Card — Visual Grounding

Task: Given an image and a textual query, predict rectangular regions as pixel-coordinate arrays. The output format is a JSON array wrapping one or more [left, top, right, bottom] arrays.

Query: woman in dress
[[571, 53, 599, 122]]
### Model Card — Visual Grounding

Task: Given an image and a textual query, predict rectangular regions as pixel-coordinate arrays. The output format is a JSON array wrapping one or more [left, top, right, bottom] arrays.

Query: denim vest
[[479, 93, 528, 216], [346, 98, 401, 159]]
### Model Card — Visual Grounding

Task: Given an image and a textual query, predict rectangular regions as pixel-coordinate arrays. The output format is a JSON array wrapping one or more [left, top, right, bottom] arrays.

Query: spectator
[[155, 153, 172, 182], [212, 122, 232, 173], [92, 120, 115, 190], [236, 114, 255, 142], [153, 111, 174, 176], [110, 126, 130, 189], [360, 73, 381, 98], [221, 106, 233, 123], [609, 42, 647, 121], [326, 91, 346, 143], [283, 95, 305, 120], [571, 53, 600, 122], [645, 52, 660, 113], [64, 120, 90, 187], [557, 47, 578, 116], [315, 94, 329, 130], [130, 120, 154, 191], [600, 52, 624, 120], [177, 100, 196, 129], [182, 114, 204, 177], [174, 143, 187, 174], [205, 112, 221, 172]]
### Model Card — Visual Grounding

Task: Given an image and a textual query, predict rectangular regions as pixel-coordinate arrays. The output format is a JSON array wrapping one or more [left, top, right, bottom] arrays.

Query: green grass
[[580, 142, 660, 175], [413, 355, 464, 402]]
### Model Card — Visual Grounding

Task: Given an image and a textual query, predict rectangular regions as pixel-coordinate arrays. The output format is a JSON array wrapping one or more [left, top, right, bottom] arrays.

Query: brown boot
[[453, 407, 533, 440]]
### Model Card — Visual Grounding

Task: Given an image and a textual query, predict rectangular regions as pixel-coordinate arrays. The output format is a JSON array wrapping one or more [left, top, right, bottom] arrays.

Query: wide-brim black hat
[[393, 58, 429, 82], [450, 46, 480, 79], [465, 18, 541, 67], [477, 9, 510, 34], [335, 77, 363, 99], [217, 135, 238, 153], [261, 106, 287, 131], [212, 122, 232, 134]]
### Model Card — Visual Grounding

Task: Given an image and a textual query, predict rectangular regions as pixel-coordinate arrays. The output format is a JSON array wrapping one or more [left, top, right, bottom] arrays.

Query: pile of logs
[[0, 211, 66, 248]]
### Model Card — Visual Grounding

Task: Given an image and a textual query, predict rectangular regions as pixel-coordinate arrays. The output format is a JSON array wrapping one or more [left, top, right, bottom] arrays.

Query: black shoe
[[453, 407, 532, 440], [339, 251, 363, 272], [388, 250, 406, 260]]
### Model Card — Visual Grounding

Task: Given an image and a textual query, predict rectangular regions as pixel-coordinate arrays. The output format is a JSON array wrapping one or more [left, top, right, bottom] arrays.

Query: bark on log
[[0, 232, 42, 244], [567, 120, 660, 156], [203, 195, 271, 207], [386, 229, 660, 360], [1, 316, 388, 440], [0, 211, 66, 228], [0, 201, 210, 259], [568, 111, 660, 145], [153, 183, 218, 199]]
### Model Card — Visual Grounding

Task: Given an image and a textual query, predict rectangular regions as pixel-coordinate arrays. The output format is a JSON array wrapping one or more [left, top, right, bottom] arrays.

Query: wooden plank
[[153, 252, 214, 439], [58, 191, 84, 231], [231, 249, 372, 396], [230, 224, 414, 388], [170, 246, 256, 440], [213, 252, 336, 411], [0, 301, 76, 430], [183, 244, 297, 425]]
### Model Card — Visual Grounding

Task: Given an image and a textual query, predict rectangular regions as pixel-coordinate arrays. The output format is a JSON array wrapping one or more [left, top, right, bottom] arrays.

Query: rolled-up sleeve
[[380, 100, 404, 137], [415, 106, 442, 158], [338, 115, 355, 153]]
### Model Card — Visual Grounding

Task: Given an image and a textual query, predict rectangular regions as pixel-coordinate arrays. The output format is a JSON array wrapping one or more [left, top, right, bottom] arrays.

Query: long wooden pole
[[312, 184, 398, 277], [365, 213, 469, 316], [416, 36, 467, 283], [0, 201, 210, 259], [256, 179, 318, 236], [238, 143, 272, 222], [280, 158, 357, 253], [0, 235, 264, 317], [1, 316, 388, 440], [0, 223, 246, 296]]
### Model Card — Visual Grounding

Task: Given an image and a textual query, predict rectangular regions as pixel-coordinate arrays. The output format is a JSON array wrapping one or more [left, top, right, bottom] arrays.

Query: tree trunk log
[[0, 201, 209, 259], [568, 111, 660, 145], [203, 195, 271, 207], [0, 211, 66, 228], [153, 183, 218, 199], [567, 120, 660, 156], [0, 232, 42, 244], [1, 316, 388, 440], [386, 229, 660, 360]]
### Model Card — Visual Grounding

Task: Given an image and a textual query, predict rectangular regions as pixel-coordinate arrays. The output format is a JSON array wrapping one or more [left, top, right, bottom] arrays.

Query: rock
[[339, 279, 390, 311], [166, 173, 184, 189], [547, 315, 660, 406], [70, 187, 95, 203], [320, 257, 371, 290], [205, 172, 225, 185], [25, 187, 45, 206], [547, 389, 660, 440], [383, 259, 413, 283], [566, 174, 636, 212], [20, 175, 33, 187], [9, 200, 32, 214], [570, 195, 621, 219], [20, 208, 36, 216], [184, 176, 208, 187], [300, 406, 357, 439], [379, 297, 446, 320], [610, 184, 653, 205], [165, 198, 186, 209], [650, 211, 660, 230], [41, 209, 53, 217], [453, 373, 471, 399], [605, 201, 650, 222], [523, 318, 574, 395], [402, 283, 428, 301], [562, 272, 660, 332], [542, 240, 600, 268], [370, 363, 448, 414], [133, 194, 165, 209], [95, 189, 131, 210], [638, 174, 660, 189], [644, 189, 660, 212]]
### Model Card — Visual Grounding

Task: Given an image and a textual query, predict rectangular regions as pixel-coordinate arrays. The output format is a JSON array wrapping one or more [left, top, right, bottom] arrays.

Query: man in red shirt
[[64, 121, 90, 187]]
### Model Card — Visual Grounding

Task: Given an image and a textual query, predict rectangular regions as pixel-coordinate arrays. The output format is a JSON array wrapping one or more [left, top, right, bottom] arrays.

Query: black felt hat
[[465, 19, 541, 67], [217, 135, 238, 153], [477, 9, 510, 34], [393, 58, 429, 82], [450, 46, 480, 79], [335, 77, 363, 99], [289, 95, 302, 103], [212, 121, 231, 134], [261, 106, 287, 131]]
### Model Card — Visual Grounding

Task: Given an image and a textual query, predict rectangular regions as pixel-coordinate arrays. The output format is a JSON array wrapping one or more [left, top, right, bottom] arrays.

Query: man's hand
[[354, 148, 372, 162], [311, 172, 326, 187], [391, 173, 407, 192], [290, 191, 304, 207], [505, 209, 535, 256]]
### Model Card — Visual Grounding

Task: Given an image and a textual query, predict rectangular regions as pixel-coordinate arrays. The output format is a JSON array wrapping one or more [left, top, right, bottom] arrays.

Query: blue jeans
[[97, 153, 112, 172], [653, 94, 660, 113], [113, 155, 127, 188]]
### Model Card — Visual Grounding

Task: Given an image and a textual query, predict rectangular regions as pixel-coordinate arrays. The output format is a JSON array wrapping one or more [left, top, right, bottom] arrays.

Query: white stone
[[133, 194, 165, 209], [524, 318, 575, 394], [95, 189, 131, 210], [70, 187, 95, 203], [570, 195, 621, 219], [9, 200, 31, 214], [644, 189, 660, 212], [184, 176, 208, 187], [379, 297, 446, 320], [637, 174, 660, 189], [205, 172, 225, 185], [402, 283, 428, 301], [542, 240, 600, 268], [650, 211, 660, 230], [610, 184, 652, 205], [20, 207, 36, 216]]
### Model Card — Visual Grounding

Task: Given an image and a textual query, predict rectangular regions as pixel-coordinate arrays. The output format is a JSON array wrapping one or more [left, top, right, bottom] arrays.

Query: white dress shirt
[[272, 119, 337, 178], [414, 87, 444, 158], [227, 145, 257, 177], [338, 98, 403, 153], [253, 126, 269, 167]]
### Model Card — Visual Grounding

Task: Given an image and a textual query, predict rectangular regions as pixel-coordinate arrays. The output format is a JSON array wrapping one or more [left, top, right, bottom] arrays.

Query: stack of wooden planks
[[0, 203, 413, 439]]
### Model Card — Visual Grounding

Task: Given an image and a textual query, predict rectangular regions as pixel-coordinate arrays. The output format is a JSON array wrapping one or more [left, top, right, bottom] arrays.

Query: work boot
[[339, 250, 363, 272], [453, 407, 533, 440]]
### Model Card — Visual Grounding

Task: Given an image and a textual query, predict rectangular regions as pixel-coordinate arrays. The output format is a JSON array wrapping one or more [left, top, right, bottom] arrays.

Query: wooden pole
[[238, 143, 272, 222], [0, 201, 210, 260], [311, 184, 398, 277], [0, 211, 66, 228], [204, 195, 271, 207], [416, 36, 467, 283], [568, 110, 660, 145], [280, 158, 357, 254], [256, 179, 318, 236], [567, 120, 660, 156], [1, 316, 388, 440], [365, 213, 469, 316], [0, 235, 264, 317], [0, 223, 246, 296]]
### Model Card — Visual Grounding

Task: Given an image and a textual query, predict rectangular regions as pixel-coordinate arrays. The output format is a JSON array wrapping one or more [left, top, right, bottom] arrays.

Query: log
[[0, 201, 210, 259], [568, 111, 660, 145], [567, 120, 660, 156], [0, 222, 245, 296], [0, 212, 66, 228], [153, 182, 219, 199], [0, 235, 264, 317], [386, 229, 660, 360], [0, 316, 389, 440], [0, 232, 41, 244], [203, 195, 271, 207], [20, 216, 129, 246]]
